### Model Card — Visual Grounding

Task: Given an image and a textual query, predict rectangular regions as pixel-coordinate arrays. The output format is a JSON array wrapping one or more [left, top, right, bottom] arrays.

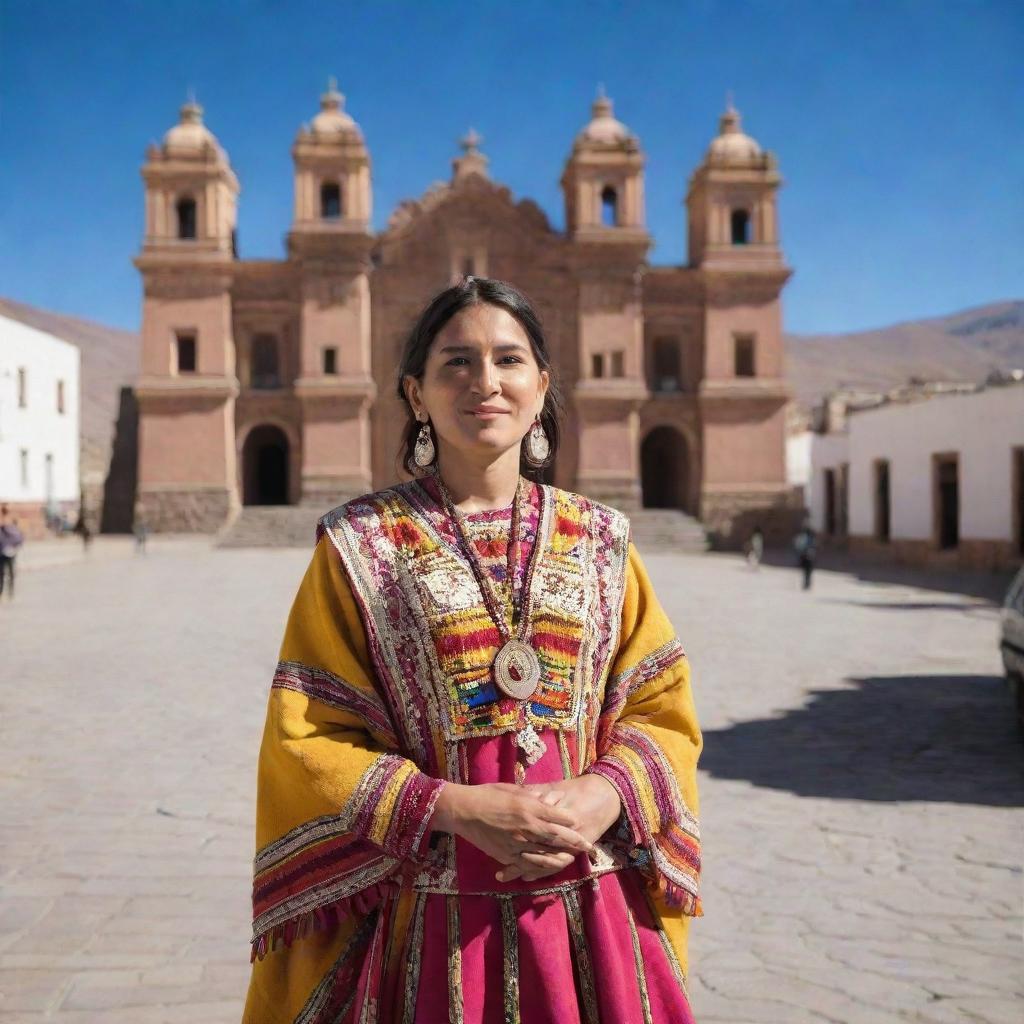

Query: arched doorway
[[641, 426, 689, 510], [242, 425, 290, 506]]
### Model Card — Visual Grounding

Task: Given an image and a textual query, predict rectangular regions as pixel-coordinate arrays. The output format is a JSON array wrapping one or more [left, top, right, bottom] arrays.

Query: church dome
[[309, 79, 361, 139], [707, 102, 763, 163], [578, 89, 632, 145], [162, 100, 224, 158]]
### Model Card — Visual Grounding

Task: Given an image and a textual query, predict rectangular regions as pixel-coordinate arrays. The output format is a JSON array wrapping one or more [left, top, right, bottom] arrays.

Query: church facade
[[134, 84, 799, 543]]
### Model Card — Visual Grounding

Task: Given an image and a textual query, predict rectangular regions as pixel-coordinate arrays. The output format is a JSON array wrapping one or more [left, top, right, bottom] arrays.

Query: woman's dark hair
[[395, 276, 564, 481]]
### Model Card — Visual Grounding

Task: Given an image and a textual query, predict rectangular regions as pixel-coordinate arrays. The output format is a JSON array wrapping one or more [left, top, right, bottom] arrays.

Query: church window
[[175, 332, 197, 374], [462, 255, 475, 277], [592, 353, 605, 378], [176, 196, 197, 239], [57, 379, 65, 414], [17, 367, 26, 407], [653, 337, 681, 391], [321, 182, 342, 220], [19, 448, 29, 488], [731, 208, 751, 244], [734, 333, 756, 377], [600, 186, 618, 227], [251, 334, 281, 389], [610, 350, 625, 378], [323, 347, 338, 375]]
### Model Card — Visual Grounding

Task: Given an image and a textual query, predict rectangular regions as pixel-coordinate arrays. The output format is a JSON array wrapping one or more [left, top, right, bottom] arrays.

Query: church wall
[[702, 299, 782, 381], [141, 291, 234, 378]]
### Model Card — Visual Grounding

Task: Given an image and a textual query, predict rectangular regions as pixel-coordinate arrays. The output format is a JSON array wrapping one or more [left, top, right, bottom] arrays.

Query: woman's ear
[[402, 375, 422, 419]]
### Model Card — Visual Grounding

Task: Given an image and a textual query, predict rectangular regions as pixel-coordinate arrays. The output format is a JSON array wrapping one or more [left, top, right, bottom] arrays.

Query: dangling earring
[[524, 417, 550, 466], [413, 416, 436, 469]]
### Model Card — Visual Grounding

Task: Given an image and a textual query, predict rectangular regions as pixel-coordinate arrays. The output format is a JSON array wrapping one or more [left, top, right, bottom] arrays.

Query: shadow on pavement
[[758, 549, 1017, 606], [700, 674, 1024, 806]]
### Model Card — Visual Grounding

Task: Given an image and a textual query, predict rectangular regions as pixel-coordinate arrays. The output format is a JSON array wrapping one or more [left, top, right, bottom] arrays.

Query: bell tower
[[686, 99, 794, 540], [560, 89, 650, 510], [289, 80, 376, 505], [134, 99, 240, 531]]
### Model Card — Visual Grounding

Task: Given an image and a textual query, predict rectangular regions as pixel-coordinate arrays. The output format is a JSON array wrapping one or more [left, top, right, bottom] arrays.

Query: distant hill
[[784, 299, 1024, 411], [0, 297, 139, 485]]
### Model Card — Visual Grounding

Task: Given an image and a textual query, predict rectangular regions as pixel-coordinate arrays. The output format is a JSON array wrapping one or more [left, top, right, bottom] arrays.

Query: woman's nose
[[470, 359, 498, 394]]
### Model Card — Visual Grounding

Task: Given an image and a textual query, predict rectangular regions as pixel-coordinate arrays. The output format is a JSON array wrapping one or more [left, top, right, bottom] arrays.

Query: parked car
[[999, 566, 1024, 742]]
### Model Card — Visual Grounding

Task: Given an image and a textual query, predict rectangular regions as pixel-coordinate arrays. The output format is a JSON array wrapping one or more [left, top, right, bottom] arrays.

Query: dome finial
[[180, 88, 203, 125], [321, 76, 344, 112], [592, 83, 613, 119], [719, 93, 741, 134]]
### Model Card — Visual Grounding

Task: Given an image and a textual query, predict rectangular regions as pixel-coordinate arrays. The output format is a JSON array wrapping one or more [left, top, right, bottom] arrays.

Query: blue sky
[[0, 0, 1020, 334]]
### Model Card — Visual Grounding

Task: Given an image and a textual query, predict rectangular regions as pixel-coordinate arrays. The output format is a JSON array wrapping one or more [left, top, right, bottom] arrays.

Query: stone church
[[134, 83, 799, 543]]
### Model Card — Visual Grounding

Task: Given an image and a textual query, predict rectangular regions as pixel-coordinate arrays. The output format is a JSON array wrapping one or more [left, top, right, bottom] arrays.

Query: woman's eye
[[446, 357, 469, 366]]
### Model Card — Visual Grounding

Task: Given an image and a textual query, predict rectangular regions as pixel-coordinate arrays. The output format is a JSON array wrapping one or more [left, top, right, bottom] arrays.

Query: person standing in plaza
[[746, 525, 764, 570], [0, 507, 24, 600], [243, 277, 704, 1023], [793, 519, 817, 590]]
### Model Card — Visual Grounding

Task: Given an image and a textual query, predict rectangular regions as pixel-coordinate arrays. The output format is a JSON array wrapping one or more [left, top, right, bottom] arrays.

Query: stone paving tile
[[0, 539, 1021, 1022]]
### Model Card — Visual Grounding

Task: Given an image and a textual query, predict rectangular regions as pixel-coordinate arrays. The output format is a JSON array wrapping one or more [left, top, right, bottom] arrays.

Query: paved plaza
[[0, 536, 1021, 1022]]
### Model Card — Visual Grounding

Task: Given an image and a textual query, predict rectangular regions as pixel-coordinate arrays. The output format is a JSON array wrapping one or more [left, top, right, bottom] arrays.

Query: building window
[[591, 353, 605, 378], [600, 185, 618, 227], [17, 367, 26, 407], [251, 334, 280, 389], [57, 379, 65, 414], [824, 468, 836, 536], [320, 182, 342, 220], [175, 332, 197, 374], [933, 453, 959, 549], [462, 255, 475, 277], [873, 459, 890, 542], [176, 196, 197, 240], [653, 337, 681, 392], [19, 448, 28, 488], [323, 347, 338, 375], [610, 350, 625, 378], [44, 452, 54, 501], [734, 333, 756, 377], [731, 208, 751, 244], [838, 462, 850, 536]]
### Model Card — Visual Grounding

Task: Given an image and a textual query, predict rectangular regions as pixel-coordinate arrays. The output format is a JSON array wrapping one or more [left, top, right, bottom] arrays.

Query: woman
[[243, 277, 703, 1023]]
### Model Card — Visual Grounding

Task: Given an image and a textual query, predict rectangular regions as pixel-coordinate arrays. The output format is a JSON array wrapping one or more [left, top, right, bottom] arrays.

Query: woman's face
[[404, 302, 549, 465]]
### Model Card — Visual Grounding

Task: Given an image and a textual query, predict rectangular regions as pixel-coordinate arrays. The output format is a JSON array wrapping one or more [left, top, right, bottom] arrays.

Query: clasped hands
[[429, 775, 622, 883]]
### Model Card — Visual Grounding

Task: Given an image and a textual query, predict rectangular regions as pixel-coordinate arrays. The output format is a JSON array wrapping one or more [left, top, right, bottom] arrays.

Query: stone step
[[627, 509, 710, 553], [216, 505, 325, 549], [218, 503, 712, 554]]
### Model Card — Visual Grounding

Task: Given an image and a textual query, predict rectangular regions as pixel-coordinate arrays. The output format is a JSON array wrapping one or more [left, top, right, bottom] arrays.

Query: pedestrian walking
[[243, 277, 703, 1023], [0, 508, 24, 600], [793, 520, 817, 590], [133, 510, 149, 555], [746, 525, 764, 570]]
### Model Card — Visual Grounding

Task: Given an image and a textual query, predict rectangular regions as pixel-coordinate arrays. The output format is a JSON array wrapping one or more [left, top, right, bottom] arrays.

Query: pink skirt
[[338, 728, 696, 1024]]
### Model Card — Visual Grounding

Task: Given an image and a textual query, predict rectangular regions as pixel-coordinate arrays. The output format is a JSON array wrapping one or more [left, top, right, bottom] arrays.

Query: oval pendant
[[493, 639, 542, 701]]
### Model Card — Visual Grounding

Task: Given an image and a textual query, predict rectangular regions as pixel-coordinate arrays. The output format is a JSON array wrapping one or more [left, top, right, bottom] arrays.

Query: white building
[[808, 378, 1024, 570], [0, 314, 80, 536]]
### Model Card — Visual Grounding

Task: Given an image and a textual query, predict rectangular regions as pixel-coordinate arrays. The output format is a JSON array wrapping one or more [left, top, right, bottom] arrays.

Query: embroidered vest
[[318, 478, 632, 782]]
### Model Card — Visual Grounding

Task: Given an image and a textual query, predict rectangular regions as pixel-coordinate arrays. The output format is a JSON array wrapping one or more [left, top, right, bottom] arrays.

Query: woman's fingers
[[519, 851, 573, 869], [526, 821, 593, 853], [535, 801, 580, 830]]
